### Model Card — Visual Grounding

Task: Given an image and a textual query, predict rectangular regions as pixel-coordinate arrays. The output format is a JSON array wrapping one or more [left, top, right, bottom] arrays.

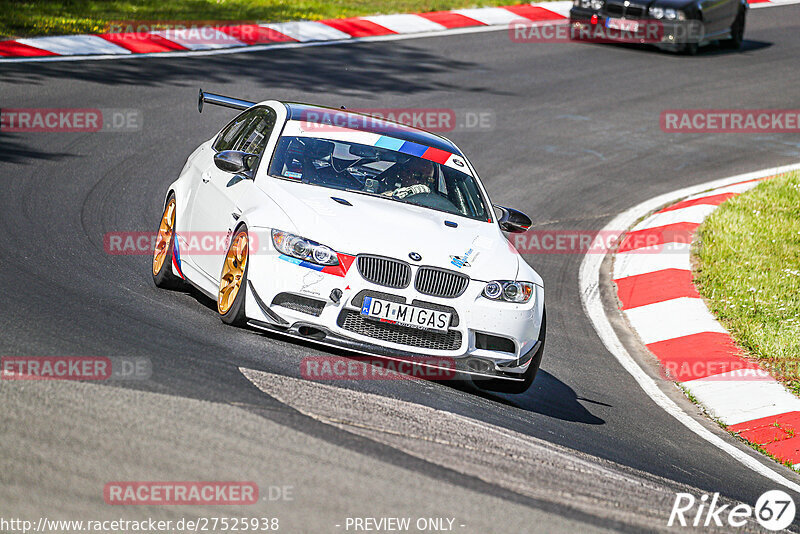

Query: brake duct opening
[[297, 326, 327, 341]]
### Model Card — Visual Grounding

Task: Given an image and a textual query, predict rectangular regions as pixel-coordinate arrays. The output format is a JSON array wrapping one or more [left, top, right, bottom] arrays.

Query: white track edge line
[[579, 161, 800, 493]]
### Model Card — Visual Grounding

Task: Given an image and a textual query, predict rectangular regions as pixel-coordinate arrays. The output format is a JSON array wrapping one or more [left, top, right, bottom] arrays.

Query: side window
[[237, 108, 276, 156], [213, 109, 258, 152], [213, 107, 277, 156]]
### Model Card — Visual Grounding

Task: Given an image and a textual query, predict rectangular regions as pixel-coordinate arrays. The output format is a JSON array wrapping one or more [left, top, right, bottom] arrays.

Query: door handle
[[201, 172, 210, 184]]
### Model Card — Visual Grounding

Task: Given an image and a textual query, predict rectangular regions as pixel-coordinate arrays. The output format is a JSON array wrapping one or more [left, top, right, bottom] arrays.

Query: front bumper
[[244, 242, 544, 381], [246, 316, 542, 382], [569, 9, 704, 46]]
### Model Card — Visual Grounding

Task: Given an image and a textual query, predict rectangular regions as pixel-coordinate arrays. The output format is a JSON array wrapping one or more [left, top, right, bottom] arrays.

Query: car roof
[[282, 102, 463, 155]]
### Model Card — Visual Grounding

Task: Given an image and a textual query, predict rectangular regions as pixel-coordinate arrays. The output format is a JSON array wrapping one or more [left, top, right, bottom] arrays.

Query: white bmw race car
[[152, 90, 545, 393]]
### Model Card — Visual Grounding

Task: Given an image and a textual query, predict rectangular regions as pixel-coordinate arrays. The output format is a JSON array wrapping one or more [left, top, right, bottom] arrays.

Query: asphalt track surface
[[2, 5, 800, 532]]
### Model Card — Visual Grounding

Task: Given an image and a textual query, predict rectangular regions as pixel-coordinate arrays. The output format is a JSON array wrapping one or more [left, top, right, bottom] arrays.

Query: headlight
[[581, 0, 592, 8], [482, 281, 535, 303], [649, 6, 665, 18], [590, 0, 604, 10], [664, 8, 678, 19], [271, 229, 339, 266]]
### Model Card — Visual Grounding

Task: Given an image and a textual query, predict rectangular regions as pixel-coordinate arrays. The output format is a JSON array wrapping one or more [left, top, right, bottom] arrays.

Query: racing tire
[[152, 193, 184, 290], [722, 8, 745, 50], [473, 308, 546, 395], [218, 224, 250, 326]]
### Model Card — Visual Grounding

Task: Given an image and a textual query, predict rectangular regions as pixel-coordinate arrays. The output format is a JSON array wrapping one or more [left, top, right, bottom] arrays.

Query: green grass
[[0, 0, 536, 39], [694, 172, 800, 391]]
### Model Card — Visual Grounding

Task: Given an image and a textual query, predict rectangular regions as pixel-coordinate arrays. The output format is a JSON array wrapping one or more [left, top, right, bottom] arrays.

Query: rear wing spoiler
[[198, 88, 256, 113]]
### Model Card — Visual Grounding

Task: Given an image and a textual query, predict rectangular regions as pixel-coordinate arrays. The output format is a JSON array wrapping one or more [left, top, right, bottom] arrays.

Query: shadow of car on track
[[452, 370, 606, 425], [572, 38, 771, 56], [0, 40, 506, 98], [700, 38, 772, 55]]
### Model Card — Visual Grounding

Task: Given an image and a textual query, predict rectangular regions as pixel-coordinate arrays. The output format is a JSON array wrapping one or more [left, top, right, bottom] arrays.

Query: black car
[[569, 0, 747, 53]]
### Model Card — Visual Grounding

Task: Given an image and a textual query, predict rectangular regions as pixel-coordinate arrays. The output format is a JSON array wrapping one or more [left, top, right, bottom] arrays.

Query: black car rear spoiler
[[198, 88, 255, 113]]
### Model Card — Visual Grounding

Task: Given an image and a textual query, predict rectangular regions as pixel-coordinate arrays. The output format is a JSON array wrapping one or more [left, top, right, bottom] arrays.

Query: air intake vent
[[271, 293, 326, 317], [414, 267, 469, 298], [338, 310, 462, 351], [475, 332, 515, 354], [356, 255, 411, 289]]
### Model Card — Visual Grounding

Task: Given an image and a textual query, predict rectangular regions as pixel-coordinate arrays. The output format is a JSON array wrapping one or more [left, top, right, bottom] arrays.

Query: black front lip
[[246, 318, 539, 382]]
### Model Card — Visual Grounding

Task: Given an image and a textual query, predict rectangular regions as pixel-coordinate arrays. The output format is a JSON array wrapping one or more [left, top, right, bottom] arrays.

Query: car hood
[[264, 179, 521, 281]]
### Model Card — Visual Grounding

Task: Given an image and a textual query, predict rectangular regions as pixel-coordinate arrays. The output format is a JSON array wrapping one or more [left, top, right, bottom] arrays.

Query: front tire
[[722, 8, 745, 50], [473, 308, 546, 395], [152, 194, 184, 289], [218, 225, 250, 326]]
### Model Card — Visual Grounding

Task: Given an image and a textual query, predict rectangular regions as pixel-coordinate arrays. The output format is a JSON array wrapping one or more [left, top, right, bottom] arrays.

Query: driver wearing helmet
[[382, 158, 435, 199]]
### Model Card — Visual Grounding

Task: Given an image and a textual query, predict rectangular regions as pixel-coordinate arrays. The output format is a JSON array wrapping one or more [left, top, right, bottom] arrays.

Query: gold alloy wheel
[[218, 231, 249, 315], [152, 198, 176, 276]]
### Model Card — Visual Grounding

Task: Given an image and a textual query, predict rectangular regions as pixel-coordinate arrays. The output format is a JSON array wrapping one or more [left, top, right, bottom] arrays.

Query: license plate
[[360, 297, 451, 333], [606, 18, 639, 32]]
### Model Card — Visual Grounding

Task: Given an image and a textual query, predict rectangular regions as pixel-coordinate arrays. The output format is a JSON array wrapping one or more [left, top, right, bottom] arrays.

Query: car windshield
[[267, 134, 490, 222]]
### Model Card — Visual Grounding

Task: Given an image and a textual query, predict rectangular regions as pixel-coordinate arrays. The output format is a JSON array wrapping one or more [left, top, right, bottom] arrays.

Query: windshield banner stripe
[[398, 140, 428, 157], [374, 136, 405, 151], [285, 120, 472, 176], [422, 146, 451, 164]]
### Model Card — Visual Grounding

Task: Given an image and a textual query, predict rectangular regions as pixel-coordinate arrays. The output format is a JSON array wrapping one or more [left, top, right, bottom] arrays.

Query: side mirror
[[214, 150, 257, 178], [494, 205, 531, 233]]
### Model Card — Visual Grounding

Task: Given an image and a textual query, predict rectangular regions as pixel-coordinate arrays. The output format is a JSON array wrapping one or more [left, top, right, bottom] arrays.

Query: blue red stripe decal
[[374, 137, 405, 151], [171, 236, 185, 279], [398, 141, 428, 157], [374, 135, 453, 163], [278, 254, 324, 271], [278, 252, 355, 277]]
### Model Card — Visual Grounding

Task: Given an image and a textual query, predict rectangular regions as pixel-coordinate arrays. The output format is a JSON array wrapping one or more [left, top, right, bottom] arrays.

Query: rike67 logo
[[668, 490, 796, 531]]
